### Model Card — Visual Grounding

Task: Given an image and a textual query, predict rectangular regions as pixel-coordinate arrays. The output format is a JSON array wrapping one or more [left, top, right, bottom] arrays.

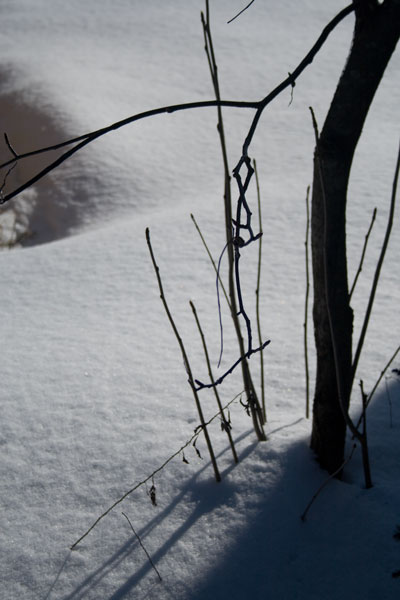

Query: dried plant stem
[[253, 159, 266, 422], [227, 0, 256, 24], [304, 185, 311, 419], [190, 213, 231, 310], [122, 512, 162, 582], [202, 1, 265, 440], [349, 207, 377, 301], [190, 300, 238, 463], [354, 344, 400, 432], [145, 228, 220, 483], [367, 345, 400, 408], [352, 139, 400, 388], [358, 379, 372, 487], [70, 393, 241, 551], [385, 378, 393, 428], [301, 443, 357, 521]]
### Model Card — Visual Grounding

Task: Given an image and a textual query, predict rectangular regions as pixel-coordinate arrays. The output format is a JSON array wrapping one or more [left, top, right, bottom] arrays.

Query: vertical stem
[[146, 228, 221, 482], [349, 207, 377, 301], [254, 159, 266, 423], [352, 140, 400, 389], [385, 378, 393, 429], [190, 213, 231, 310], [202, 1, 265, 440], [190, 301, 238, 463], [359, 381, 373, 489], [304, 185, 311, 419]]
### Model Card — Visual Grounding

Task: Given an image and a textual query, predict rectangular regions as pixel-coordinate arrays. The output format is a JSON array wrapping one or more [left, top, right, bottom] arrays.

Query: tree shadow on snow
[[58, 428, 258, 600], [59, 389, 400, 600], [185, 385, 400, 600]]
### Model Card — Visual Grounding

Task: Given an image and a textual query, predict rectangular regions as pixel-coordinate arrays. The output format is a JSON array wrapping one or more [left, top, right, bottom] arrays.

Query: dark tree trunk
[[311, 0, 400, 474]]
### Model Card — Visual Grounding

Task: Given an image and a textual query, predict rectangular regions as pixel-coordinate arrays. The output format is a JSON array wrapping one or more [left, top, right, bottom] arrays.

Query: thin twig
[[122, 512, 162, 582], [385, 378, 393, 429], [301, 443, 357, 521], [195, 339, 270, 390], [0, 5, 354, 215], [0, 162, 16, 199], [349, 207, 377, 301], [304, 185, 311, 419], [70, 393, 242, 550], [202, 2, 266, 440], [359, 379, 372, 488], [190, 300, 238, 463], [0, 99, 257, 206], [355, 344, 400, 430], [254, 159, 266, 422], [352, 139, 400, 388], [146, 227, 221, 483], [4, 132, 18, 158], [202, 4, 233, 372], [240, 4, 354, 157], [190, 214, 231, 370], [0, 99, 257, 171], [190, 213, 230, 310], [227, 0, 256, 24]]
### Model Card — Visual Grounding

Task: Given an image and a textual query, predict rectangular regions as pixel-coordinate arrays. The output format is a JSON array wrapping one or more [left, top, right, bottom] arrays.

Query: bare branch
[[195, 339, 270, 390], [227, 0, 256, 24], [355, 344, 400, 428], [146, 227, 221, 484], [0, 4, 354, 208], [304, 185, 311, 419], [301, 443, 357, 521], [352, 138, 400, 385], [122, 512, 162, 582], [4, 133, 18, 158], [241, 4, 354, 156], [190, 213, 231, 310], [190, 300, 238, 463], [349, 207, 377, 300], [0, 99, 258, 206], [254, 159, 267, 421], [70, 393, 242, 550]]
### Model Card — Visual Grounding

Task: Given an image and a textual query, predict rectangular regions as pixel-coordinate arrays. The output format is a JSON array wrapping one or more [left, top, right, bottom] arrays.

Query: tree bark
[[310, 0, 400, 474]]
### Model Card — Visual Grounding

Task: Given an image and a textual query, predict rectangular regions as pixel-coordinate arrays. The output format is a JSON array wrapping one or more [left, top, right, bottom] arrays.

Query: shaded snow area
[[1, 1, 399, 599]]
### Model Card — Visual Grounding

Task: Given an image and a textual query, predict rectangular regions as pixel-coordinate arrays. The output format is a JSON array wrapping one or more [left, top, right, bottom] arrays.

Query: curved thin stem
[[351, 139, 400, 388]]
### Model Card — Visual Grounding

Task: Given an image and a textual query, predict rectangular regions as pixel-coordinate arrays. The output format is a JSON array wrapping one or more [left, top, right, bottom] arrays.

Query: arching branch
[[0, 4, 354, 207]]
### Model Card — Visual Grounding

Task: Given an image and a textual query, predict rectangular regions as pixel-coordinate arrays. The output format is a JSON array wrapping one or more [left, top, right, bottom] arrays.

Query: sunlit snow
[[0, 1, 399, 599]]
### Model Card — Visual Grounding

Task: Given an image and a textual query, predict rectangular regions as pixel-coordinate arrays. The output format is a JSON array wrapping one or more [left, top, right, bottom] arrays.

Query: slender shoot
[[122, 512, 162, 582], [352, 139, 400, 387], [190, 213, 230, 310], [146, 227, 221, 483], [304, 185, 311, 418], [190, 300, 238, 463], [70, 393, 241, 550], [254, 159, 266, 422], [301, 444, 357, 521], [349, 207, 377, 301]]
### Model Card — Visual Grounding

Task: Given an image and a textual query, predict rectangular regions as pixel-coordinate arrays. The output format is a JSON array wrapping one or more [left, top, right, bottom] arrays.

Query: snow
[[0, 1, 399, 598]]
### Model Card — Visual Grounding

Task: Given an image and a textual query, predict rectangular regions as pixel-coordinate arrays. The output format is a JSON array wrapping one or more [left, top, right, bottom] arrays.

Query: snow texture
[[0, 1, 399, 599]]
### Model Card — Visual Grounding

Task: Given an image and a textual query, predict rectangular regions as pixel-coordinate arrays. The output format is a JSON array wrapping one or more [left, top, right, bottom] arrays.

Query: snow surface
[[0, 1, 399, 598]]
